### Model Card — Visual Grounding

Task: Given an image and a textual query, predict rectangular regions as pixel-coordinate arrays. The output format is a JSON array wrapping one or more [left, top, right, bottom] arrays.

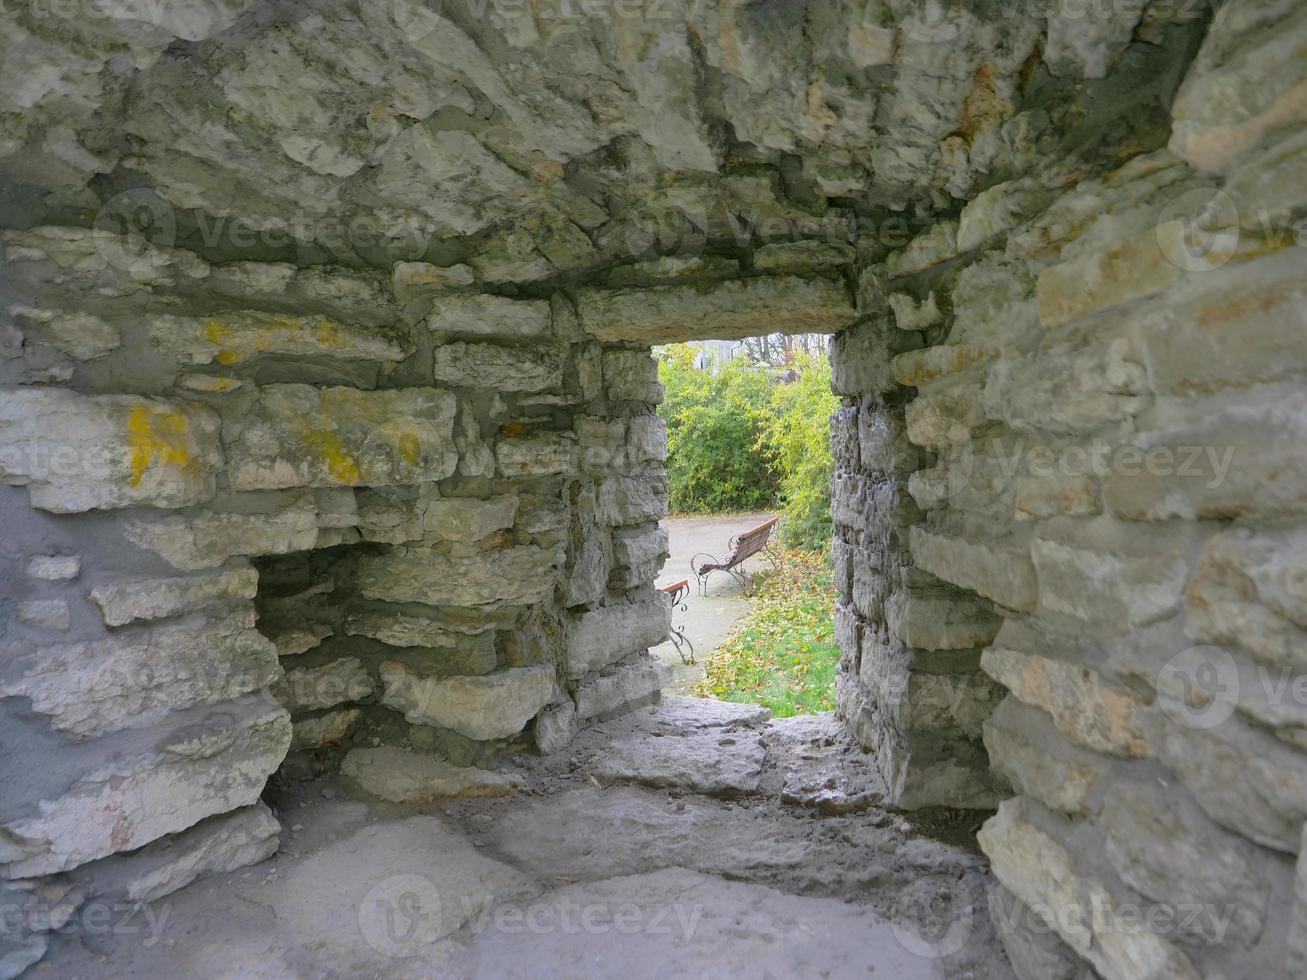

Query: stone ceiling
[[1, 0, 1203, 277]]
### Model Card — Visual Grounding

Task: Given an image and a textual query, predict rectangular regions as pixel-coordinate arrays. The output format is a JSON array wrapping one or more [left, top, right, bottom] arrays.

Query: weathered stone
[[1186, 526, 1307, 671], [273, 657, 373, 713], [455, 408, 496, 479], [391, 261, 475, 307], [887, 292, 943, 331], [69, 803, 281, 905], [148, 311, 410, 365], [981, 646, 1151, 758], [1148, 711, 1307, 854], [983, 341, 1148, 436], [1031, 534, 1188, 627], [10, 307, 120, 360], [432, 342, 564, 391], [904, 387, 985, 449], [610, 525, 669, 587], [342, 747, 523, 802], [884, 583, 1003, 651], [1100, 780, 1270, 947], [886, 221, 958, 277], [578, 276, 855, 343], [752, 241, 854, 273], [626, 415, 668, 465], [1044, 0, 1147, 78], [25, 555, 79, 582], [357, 544, 563, 606], [290, 709, 360, 750], [830, 319, 903, 396], [573, 416, 627, 472], [593, 729, 766, 797], [424, 293, 551, 339], [986, 883, 1093, 980], [603, 348, 663, 403], [534, 700, 579, 754], [266, 621, 333, 657], [909, 526, 1038, 611], [566, 596, 671, 680], [343, 610, 492, 656], [15, 600, 70, 631], [228, 385, 457, 490], [595, 472, 668, 525], [2, 700, 291, 877], [121, 494, 338, 570], [495, 433, 577, 477], [573, 657, 670, 720], [0, 389, 222, 513], [90, 564, 258, 626], [379, 662, 555, 740], [606, 255, 739, 287], [983, 697, 1108, 816], [979, 798, 1203, 980], [1292, 826, 1307, 974], [423, 495, 519, 543], [0, 609, 279, 739], [892, 344, 998, 386]]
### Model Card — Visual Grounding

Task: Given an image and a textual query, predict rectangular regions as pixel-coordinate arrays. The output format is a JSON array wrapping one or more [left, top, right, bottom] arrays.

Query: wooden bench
[[659, 578, 694, 665], [691, 517, 780, 597]]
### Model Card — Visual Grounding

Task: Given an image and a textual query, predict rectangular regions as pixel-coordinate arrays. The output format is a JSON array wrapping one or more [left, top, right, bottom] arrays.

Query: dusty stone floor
[[652, 513, 777, 694], [38, 698, 1006, 979]]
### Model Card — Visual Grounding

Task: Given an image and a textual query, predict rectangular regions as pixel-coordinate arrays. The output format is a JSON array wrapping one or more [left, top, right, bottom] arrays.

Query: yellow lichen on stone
[[125, 406, 194, 487], [302, 426, 363, 485]]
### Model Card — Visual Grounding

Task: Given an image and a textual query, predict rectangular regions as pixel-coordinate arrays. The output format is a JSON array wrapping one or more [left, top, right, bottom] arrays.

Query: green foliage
[[694, 550, 840, 716], [658, 350, 779, 515], [657, 347, 840, 552], [761, 354, 840, 552]]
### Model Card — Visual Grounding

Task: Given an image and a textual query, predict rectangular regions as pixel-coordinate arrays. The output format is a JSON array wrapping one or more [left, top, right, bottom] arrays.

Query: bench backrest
[[729, 517, 779, 565]]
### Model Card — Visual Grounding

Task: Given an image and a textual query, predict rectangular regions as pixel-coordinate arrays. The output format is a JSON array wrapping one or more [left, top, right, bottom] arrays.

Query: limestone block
[[534, 700, 579, 754], [885, 220, 958, 277], [1132, 249, 1307, 395], [887, 292, 943, 331], [147, 311, 410, 365], [884, 583, 1003, 651], [603, 348, 663, 403], [422, 495, 518, 543], [605, 256, 740, 287], [956, 178, 1050, 251], [981, 646, 1151, 758], [1103, 386, 1307, 521], [573, 656, 670, 721], [982, 697, 1108, 817], [1170, 1, 1307, 172], [626, 415, 668, 465], [495, 433, 577, 477], [343, 612, 497, 672], [0, 609, 279, 740], [424, 292, 551, 339], [979, 798, 1203, 980], [121, 494, 336, 570], [1, 700, 291, 877], [68, 803, 281, 905], [610, 524, 669, 587], [1031, 535, 1188, 627], [10, 307, 120, 360], [454, 408, 495, 478], [566, 596, 672, 680], [593, 729, 766, 796], [357, 545, 563, 606], [379, 662, 555, 740], [16, 601, 70, 631], [909, 526, 1038, 612], [1035, 227, 1181, 328], [1149, 712, 1307, 854], [1044, 0, 1147, 78], [891, 344, 999, 387], [983, 341, 1148, 436], [391, 261, 475, 311], [904, 387, 985, 449], [830, 319, 905, 396], [986, 883, 1095, 980], [25, 555, 79, 581], [565, 519, 610, 608], [578, 276, 855, 343], [573, 416, 627, 472], [596, 472, 668, 525], [432, 341, 564, 391], [228, 385, 457, 490], [290, 709, 360, 750], [830, 406, 858, 471], [752, 241, 854, 273], [0, 389, 221, 513], [90, 564, 258, 627], [1100, 780, 1270, 947], [265, 621, 334, 658], [1186, 526, 1307, 671], [273, 658, 373, 713], [342, 746, 523, 802]]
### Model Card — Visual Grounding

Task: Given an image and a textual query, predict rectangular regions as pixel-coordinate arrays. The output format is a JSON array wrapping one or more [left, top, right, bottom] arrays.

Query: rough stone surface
[[567, 597, 672, 680], [594, 730, 767, 797], [89, 564, 258, 626], [380, 662, 556, 741], [342, 747, 523, 802]]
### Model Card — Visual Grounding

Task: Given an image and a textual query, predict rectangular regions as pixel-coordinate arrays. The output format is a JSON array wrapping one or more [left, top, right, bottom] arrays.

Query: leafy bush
[[657, 346, 840, 552], [658, 346, 779, 514]]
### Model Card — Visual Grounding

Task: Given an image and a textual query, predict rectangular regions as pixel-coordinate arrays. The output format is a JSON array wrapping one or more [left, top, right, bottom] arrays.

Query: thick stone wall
[[831, 3, 1307, 975]]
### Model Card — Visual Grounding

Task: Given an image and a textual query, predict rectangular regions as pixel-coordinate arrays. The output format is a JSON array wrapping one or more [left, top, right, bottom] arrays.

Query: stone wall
[[830, 3, 1307, 975]]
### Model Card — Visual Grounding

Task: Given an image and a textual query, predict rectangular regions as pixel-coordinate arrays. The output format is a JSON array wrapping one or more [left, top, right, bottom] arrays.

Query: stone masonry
[[3, 0, 1307, 977]]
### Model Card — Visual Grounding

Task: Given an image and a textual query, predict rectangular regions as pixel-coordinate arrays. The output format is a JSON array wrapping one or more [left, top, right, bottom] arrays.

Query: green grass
[[694, 550, 840, 717]]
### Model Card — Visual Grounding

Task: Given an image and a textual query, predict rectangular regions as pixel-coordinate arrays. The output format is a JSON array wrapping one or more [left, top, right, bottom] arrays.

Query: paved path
[[652, 512, 777, 695]]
